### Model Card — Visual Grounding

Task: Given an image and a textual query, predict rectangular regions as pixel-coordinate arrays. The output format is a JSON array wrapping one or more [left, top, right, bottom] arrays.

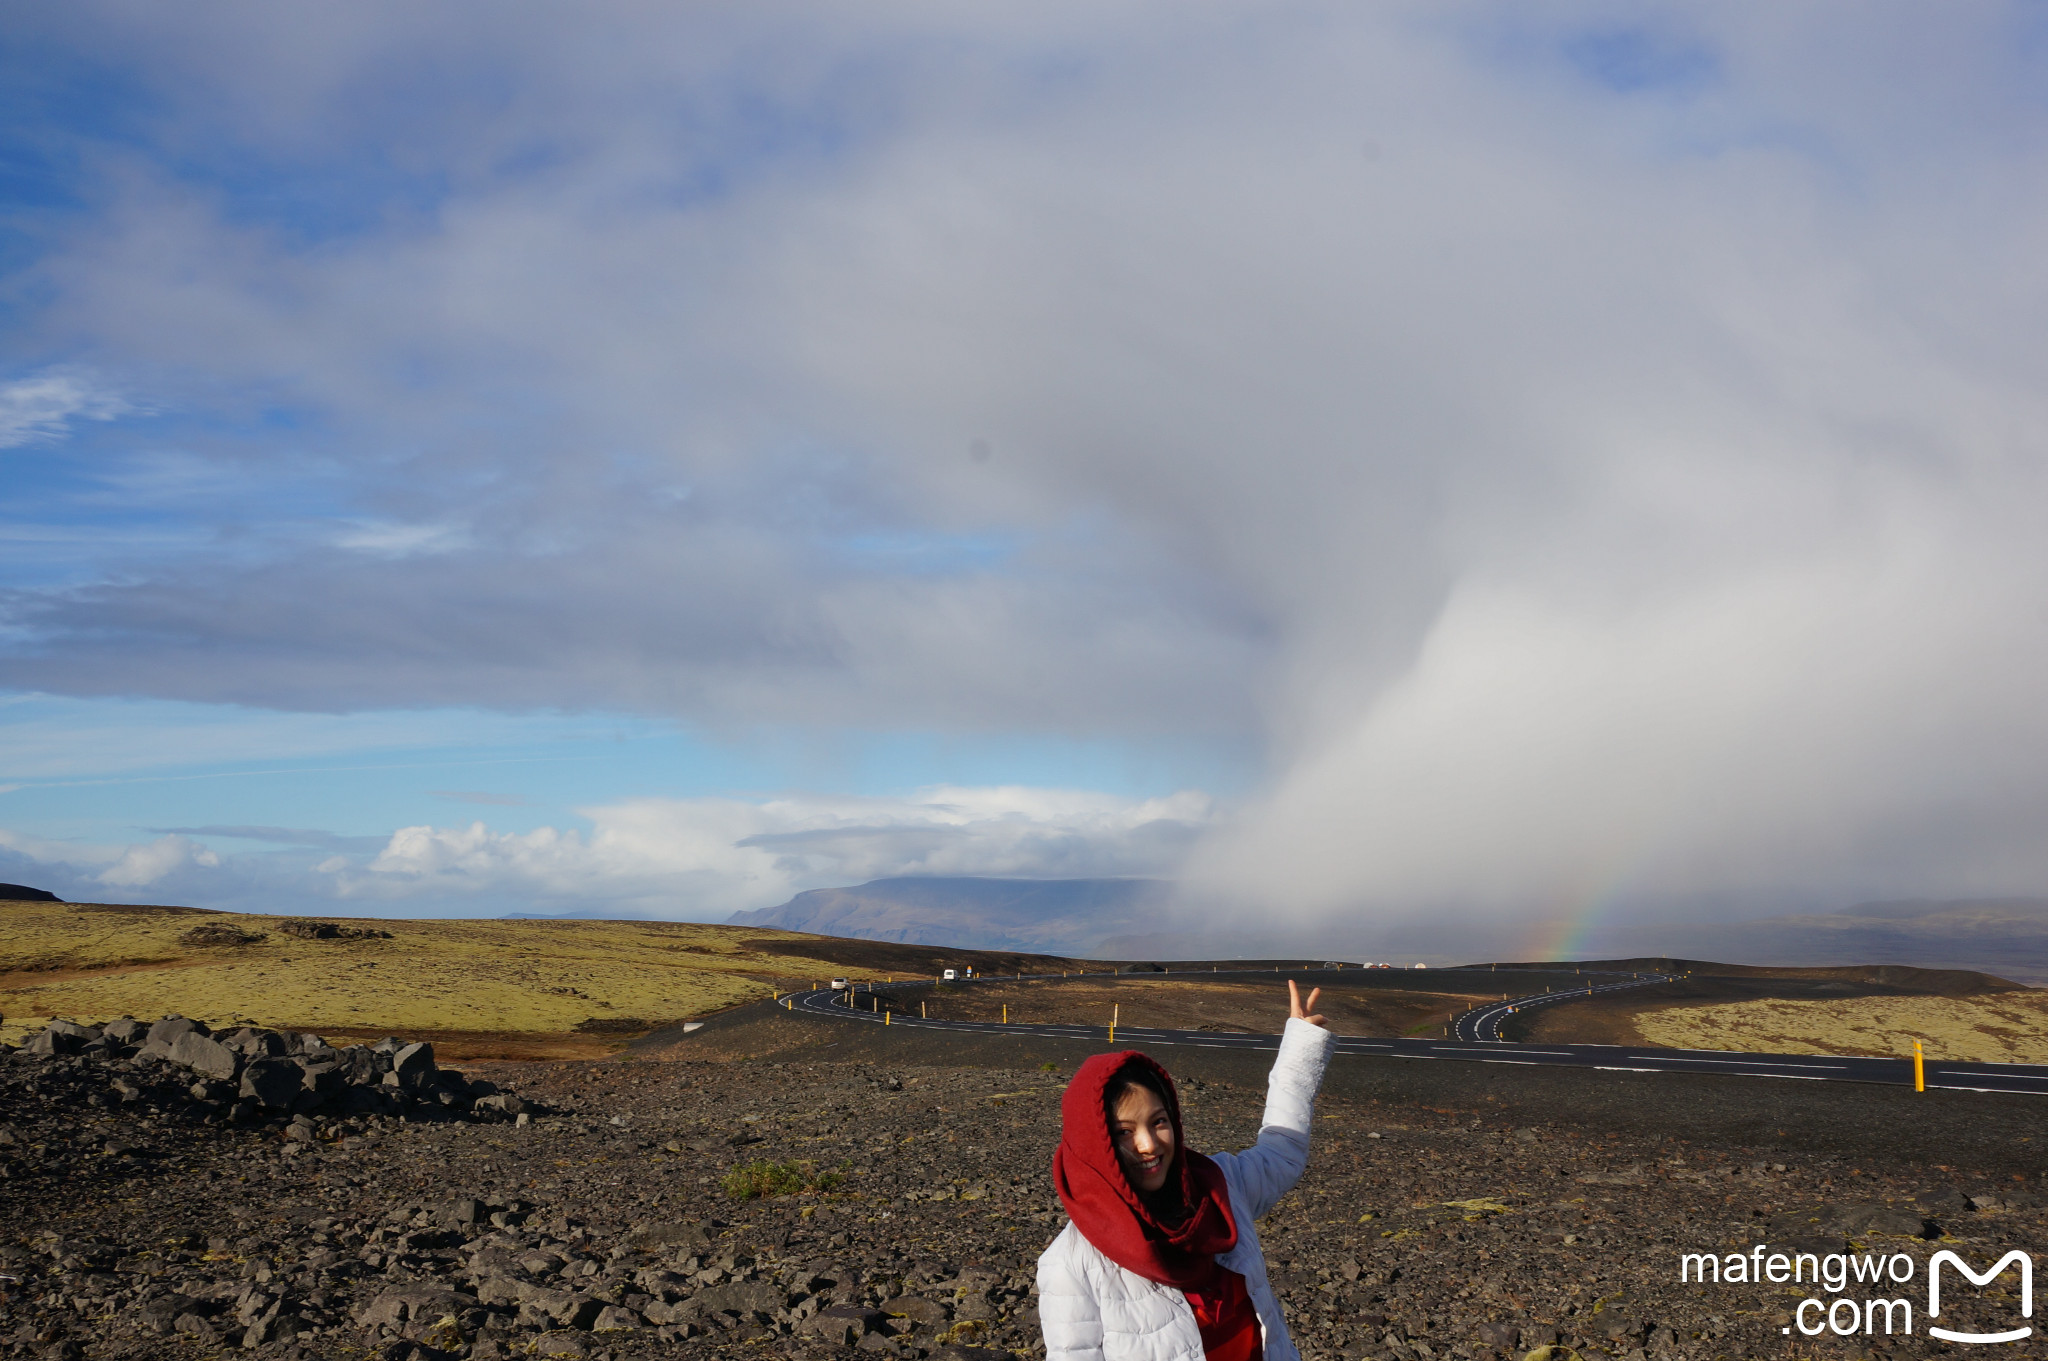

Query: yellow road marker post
[[1002, 1004, 1008, 1024], [1914, 1039, 1925, 1093], [1110, 1003, 1119, 1043], [922, 1001, 927, 1019]]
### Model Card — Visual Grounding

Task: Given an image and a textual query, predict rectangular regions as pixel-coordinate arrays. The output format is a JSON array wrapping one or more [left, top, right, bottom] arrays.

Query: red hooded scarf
[[1051, 1050, 1239, 1289]]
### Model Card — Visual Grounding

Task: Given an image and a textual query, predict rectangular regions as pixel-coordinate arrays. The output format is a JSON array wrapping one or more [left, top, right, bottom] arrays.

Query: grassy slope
[[0, 901, 940, 1054], [1634, 991, 2048, 1063]]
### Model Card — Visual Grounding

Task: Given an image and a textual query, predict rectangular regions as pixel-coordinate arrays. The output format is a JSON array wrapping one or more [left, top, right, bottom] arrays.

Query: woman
[[1038, 981, 1335, 1361]]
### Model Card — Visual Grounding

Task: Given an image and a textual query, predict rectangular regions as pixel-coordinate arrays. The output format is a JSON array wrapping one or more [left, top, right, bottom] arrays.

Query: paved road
[[786, 968, 2048, 1097], [1452, 970, 1674, 1041]]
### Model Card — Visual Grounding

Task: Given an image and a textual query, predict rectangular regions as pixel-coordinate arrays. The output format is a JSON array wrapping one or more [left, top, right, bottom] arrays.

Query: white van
[[830, 977, 848, 990], [942, 969, 957, 981]]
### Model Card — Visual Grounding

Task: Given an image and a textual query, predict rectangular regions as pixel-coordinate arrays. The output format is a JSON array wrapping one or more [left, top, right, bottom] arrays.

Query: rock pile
[[177, 923, 267, 947], [4, 1016, 535, 1127], [277, 919, 394, 941]]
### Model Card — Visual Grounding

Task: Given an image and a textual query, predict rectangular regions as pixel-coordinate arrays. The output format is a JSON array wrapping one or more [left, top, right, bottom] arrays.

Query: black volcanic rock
[[0, 882, 61, 902], [727, 876, 1174, 954]]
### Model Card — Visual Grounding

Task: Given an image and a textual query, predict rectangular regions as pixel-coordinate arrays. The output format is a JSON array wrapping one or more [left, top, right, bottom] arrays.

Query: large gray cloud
[[5, 4, 2048, 927]]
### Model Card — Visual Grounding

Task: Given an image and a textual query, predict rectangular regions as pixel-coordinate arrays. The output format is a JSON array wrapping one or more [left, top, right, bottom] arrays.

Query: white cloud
[[332, 520, 473, 559], [97, 835, 219, 887], [0, 371, 131, 449], [0, 828, 220, 892], [341, 786, 1213, 916]]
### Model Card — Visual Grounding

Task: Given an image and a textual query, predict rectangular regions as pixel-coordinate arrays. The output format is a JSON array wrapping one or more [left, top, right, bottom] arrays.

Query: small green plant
[[722, 1159, 844, 1201], [1040, 1062, 1060, 1073]]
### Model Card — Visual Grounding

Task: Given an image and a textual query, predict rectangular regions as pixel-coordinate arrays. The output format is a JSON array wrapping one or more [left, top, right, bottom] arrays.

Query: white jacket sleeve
[[1037, 1224, 1106, 1361], [1217, 1017, 1335, 1220]]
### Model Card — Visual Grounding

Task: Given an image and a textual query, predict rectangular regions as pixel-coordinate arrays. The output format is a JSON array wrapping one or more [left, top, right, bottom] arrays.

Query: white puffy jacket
[[1037, 1018, 1336, 1361]]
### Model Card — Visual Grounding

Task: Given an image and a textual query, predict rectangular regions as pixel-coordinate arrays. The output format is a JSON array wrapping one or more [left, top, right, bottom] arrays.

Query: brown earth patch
[[0, 956, 204, 985]]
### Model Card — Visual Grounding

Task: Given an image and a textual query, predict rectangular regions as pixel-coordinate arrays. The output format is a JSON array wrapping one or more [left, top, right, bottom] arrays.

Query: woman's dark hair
[[1102, 1065, 1173, 1127]]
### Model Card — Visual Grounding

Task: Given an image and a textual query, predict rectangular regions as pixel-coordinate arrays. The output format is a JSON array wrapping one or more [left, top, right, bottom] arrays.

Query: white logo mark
[[1928, 1249, 2033, 1345]]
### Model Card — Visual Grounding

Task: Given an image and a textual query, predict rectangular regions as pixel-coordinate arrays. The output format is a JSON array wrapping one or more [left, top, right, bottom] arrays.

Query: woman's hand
[[1288, 979, 1328, 1029]]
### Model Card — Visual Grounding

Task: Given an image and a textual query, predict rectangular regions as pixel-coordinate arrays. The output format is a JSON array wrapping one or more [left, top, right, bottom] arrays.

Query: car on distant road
[[942, 969, 957, 981], [830, 977, 848, 990]]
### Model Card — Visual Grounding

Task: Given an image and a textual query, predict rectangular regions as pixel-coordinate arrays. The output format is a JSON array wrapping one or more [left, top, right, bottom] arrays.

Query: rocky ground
[[3, 999, 2045, 1361]]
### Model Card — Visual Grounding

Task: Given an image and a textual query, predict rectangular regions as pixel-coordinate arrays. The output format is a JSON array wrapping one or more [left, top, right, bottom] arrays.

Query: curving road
[[1451, 970, 1674, 1041], [783, 967, 2048, 1097]]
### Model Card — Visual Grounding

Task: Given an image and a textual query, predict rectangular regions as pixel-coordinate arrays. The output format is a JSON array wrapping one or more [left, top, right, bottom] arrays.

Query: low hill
[[727, 876, 1175, 953], [0, 899, 1084, 1057]]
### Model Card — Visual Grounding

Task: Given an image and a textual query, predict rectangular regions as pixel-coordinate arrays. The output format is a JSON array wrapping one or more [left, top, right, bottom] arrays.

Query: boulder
[[518, 1287, 602, 1329], [239, 1058, 302, 1110], [295, 1059, 345, 1096], [240, 1311, 302, 1347], [147, 1017, 206, 1048], [694, 1281, 787, 1320], [354, 1286, 473, 1328], [169, 1031, 241, 1081], [102, 1018, 145, 1044], [803, 1304, 881, 1344], [624, 1220, 709, 1253], [391, 1041, 436, 1087], [24, 1028, 84, 1058], [333, 1046, 380, 1085], [138, 1296, 196, 1334], [882, 1295, 951, 1326], [225, 1027, 289, 1058]]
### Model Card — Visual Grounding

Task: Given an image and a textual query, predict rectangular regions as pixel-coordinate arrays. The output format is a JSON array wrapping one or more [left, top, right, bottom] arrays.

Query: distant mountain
[[1587, 898, 2048, 985], [0, 883, 61, 902], [727, 877, 1176, 954]]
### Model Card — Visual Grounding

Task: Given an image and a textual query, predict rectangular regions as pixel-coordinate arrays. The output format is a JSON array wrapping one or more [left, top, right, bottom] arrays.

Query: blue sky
[[5, 5, 2048, 936]]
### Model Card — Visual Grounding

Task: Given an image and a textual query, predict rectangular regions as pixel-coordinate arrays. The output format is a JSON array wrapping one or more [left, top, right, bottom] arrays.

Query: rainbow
[[1519, 858, 1645, 962]]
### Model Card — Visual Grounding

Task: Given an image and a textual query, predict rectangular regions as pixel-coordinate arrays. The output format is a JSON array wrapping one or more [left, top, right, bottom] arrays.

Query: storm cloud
[[5, 4, 2048, 932]]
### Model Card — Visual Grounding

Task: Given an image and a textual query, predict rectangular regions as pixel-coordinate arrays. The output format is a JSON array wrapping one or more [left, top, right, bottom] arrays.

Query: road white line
[[1931, 1070, 2048, 1080], [1931, 1085, 2048, 1096], [1628, 1056, 1848, 1070]]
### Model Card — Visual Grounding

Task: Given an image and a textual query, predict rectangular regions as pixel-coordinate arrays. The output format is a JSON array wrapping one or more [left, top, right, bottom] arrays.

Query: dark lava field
[[3, 996, 2044, 1361]]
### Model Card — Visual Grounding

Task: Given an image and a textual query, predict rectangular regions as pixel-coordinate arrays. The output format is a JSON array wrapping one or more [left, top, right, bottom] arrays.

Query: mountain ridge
[[726, 875, 1174, 953]]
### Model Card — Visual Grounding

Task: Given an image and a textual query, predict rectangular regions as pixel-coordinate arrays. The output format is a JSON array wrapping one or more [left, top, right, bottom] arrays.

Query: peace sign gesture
[[1288, 979, 1328, 1029]]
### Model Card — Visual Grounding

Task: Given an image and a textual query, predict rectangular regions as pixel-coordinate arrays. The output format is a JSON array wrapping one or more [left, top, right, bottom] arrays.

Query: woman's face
[[1110, 1084, 1175, 1194]]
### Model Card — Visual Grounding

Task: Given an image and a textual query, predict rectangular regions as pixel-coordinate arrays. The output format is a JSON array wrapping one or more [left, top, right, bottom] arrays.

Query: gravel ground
[[3, 999, 2044, 1361]]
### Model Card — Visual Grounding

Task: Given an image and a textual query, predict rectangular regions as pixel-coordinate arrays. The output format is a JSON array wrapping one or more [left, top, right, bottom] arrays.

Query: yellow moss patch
[[1635, 991, 2048, 1063], [0, 901, 857, 1047]]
